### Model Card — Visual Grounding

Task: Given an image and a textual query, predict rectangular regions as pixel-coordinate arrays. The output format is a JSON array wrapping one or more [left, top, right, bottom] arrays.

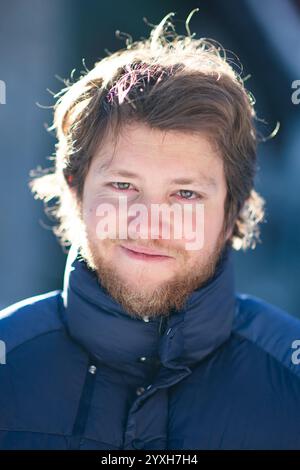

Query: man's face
[[77, 123, 230, 320]]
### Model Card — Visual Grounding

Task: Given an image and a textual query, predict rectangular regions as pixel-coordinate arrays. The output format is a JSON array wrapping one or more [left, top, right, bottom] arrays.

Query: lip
[[119, 244, 174, 262]]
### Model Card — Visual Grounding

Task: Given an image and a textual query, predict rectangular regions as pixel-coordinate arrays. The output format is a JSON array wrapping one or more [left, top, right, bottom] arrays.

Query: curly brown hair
[[29, 10, 265, 252]]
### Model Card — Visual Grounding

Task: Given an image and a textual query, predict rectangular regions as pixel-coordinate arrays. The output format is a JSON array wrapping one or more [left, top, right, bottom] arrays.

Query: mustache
[[109, 238, 185, 258]]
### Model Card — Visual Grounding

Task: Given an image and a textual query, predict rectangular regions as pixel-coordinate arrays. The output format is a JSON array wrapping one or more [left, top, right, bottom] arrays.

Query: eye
[[110, 182, 135, 191], [176, 190, 202, 200]]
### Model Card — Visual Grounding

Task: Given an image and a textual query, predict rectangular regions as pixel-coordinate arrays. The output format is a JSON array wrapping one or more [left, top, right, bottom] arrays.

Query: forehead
[[92, 123, 223, 178]]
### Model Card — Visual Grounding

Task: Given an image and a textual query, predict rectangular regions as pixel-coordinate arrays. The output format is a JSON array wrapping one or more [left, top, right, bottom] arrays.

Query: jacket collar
[[62, 242, 236, 378]]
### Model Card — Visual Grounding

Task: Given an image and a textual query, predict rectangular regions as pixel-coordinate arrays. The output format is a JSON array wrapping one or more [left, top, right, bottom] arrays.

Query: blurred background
[[0, 0, 299, 316]]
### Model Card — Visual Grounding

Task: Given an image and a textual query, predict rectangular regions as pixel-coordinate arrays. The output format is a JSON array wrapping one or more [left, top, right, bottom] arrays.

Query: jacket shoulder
[[0, 290, 65, 355], [233, 293, 300, 379]]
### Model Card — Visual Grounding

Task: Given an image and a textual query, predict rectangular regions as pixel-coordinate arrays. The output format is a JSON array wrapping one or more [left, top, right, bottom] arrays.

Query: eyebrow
[[103, 169, 217, 189], [171, 177, 217, 188]]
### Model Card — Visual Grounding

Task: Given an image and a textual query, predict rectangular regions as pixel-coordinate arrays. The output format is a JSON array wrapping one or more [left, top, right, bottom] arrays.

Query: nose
[[124, 195, 173, 241], [127, 200, 163, 241]]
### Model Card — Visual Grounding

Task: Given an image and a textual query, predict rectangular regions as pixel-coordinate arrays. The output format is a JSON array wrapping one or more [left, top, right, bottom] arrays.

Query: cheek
[[179, 202, 224, 251], [204, 205, 225, 246], [82, 194, 124, 241]]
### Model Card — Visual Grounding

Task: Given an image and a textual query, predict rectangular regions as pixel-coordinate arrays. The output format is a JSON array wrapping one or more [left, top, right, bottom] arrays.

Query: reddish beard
[[79, 227, 227, 320]]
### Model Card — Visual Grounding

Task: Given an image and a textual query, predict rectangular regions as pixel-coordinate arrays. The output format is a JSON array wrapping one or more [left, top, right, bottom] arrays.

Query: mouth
[[119, 244, 174, 262]]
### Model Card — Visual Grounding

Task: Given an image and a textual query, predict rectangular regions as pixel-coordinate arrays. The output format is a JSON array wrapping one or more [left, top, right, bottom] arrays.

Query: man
[[1, 12, 300, 450]]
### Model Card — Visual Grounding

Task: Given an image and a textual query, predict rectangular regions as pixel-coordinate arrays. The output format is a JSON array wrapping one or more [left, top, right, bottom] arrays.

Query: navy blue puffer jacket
[[0, 243, 300, 450]]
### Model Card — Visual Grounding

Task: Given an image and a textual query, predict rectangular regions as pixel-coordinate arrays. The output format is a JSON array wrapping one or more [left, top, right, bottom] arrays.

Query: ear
[[68, 185, 77, 198], [67, 184, 81, 213], [224, 224, 234, 243]]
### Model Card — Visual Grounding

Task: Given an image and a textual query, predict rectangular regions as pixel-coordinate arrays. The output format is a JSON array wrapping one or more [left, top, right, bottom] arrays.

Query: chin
[[118, 271, 171, 289]]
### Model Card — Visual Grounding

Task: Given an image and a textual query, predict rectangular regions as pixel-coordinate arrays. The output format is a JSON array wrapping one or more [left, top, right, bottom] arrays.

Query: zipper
[[68, 357, 98, 449]]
